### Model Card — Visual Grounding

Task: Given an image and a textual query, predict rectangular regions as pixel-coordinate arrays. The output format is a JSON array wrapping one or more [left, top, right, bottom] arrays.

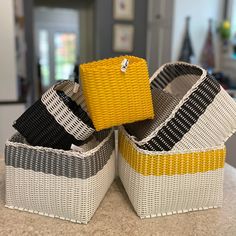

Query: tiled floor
[[1, 156, 236, 236]]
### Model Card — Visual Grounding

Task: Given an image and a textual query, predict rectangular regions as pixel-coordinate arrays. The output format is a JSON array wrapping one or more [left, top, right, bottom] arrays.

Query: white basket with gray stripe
[[125, 62, 236, 151], [5, 129, 115, 224]]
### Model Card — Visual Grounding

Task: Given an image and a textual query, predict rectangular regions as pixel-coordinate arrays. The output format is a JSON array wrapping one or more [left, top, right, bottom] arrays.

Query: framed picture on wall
[[113, 0, 135, 20], [113, 24, 134, 52]]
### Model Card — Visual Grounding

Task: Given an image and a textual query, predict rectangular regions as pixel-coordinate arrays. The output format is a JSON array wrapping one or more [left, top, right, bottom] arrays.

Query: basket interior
[[125, 88, 180, 140], [9, 129, 111, 153], [55, 81, 88, 112], [9, 133, 28, 144], [152, 63, 204, 100], [125, 63, 205, 140]]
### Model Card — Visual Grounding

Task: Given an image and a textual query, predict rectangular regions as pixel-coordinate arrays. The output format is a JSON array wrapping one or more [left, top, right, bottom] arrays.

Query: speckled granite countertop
[[1, 156, 236, 236]]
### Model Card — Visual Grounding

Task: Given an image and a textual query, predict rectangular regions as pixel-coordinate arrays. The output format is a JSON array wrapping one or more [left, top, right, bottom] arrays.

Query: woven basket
[[5, 129, 115, 224], [125, 62, 236, 151], [80, 56, 154, 131], [13, 80, 95, 150], [118, 127, 226, 218]]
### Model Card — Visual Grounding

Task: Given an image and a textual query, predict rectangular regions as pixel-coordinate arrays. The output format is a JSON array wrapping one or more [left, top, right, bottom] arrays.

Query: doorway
[[31, 0, 94, 96], [35, 7, 79, 89]]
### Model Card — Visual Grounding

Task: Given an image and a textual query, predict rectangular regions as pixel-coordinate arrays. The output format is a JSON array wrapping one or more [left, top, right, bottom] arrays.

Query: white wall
[[0, 0, 25, 154], [171, 0, 223, 68], [0, 105, 25, 153], [0, 0, 18, 101]]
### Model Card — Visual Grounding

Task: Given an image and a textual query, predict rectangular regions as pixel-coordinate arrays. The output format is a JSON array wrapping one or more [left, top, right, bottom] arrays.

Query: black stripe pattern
[[138, 73, 221, 151], [13, 100, 86, 150], [56, 90, 94, 129], [5, 131, 114, 179], [151, 64, 202, 89], [13, 81, 95, 150]]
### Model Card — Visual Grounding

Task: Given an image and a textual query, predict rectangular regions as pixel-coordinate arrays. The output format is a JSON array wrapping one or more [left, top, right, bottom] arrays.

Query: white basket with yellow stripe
[[118, 127, 226, 218]]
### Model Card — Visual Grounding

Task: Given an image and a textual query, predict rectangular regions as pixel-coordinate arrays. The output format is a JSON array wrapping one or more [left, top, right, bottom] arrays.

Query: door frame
[[146, 0, 174, 75]]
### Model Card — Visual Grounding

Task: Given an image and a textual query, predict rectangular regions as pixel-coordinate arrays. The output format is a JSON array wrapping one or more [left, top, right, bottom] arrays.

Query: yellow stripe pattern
[[80, 56, 154, 131], [119, 131, 226, 176]]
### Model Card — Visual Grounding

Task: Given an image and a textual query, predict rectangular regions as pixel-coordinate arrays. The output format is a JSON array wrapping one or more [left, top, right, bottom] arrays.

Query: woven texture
[[80, 56, 154, 131], [125, 87, 180, 140], [125, 62, 236, 151], [5, 129, 115, 224], [118, 127, 225, 218], [13, 80, 95, 150]]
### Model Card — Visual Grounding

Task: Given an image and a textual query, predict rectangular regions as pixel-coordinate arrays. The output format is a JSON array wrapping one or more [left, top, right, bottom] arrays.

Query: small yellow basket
[[80, 56, 154, 131]]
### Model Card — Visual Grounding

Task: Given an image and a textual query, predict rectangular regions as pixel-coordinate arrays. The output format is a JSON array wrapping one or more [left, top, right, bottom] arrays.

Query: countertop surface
[[1, 155, 236, 236]]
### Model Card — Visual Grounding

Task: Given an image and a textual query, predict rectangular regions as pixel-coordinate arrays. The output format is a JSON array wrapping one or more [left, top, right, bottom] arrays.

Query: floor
[[1, 156, 236, 236]]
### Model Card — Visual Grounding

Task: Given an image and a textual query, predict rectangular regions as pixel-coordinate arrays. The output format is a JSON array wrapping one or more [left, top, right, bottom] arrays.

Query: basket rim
[[5, 128, 114, 158], [44, 80, 84, 108], [119, 126, 225, 155], [80, 55, 146, 71], [41, 80, 95, 140], [149, 61, 205, 83]]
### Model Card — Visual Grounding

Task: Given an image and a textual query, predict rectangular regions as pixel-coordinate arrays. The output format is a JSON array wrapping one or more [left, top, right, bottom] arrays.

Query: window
[[54, 33, 77, 81], [38, 29, 50, 87]]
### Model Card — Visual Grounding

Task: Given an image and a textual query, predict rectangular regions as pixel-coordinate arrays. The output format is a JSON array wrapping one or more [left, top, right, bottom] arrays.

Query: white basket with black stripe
[[125, 62, 236, 151], [120, 62, 236, 219], [5, 129, 115, 224], [13, 80, 95, 150]]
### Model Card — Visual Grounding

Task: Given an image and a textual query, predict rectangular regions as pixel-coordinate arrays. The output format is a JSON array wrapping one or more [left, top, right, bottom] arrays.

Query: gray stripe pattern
[[5, 132, 114, 179]]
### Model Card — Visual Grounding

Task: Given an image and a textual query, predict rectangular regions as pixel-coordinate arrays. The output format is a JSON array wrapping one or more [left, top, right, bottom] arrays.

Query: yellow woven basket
[[80, 56, 154, 131]]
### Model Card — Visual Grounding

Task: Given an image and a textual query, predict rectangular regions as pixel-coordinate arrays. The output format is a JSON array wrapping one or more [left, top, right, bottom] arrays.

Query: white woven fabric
[[172, 89, 236, 150], [119, 153, 224, 219], [41, 85, 94, 140], [5, 152, 115, 224], [71, 136, 99, 152]]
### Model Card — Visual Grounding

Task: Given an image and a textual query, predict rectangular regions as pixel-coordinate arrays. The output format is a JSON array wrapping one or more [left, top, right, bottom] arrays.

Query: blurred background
[[1, 0, 236, 165]]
